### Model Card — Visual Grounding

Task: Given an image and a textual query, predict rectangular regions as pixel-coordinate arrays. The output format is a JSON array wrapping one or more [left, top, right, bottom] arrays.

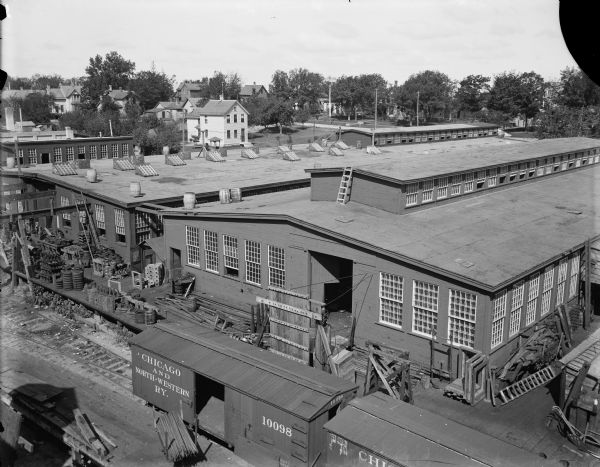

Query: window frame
[[491, 290, 507, 349], [268, 245, 285, 288], [204, 230, 219, 273], [245, 240, 261, 286], [412, 280, 439, 338], [185, 226, 201, 267], [448, 289, 477, 348], [223, 234, 239, 277]]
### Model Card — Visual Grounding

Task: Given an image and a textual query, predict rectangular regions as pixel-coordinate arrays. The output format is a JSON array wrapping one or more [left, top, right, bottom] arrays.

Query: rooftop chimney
[[65, 126, 74, 139], [109, 85, 112, 92], [219, 94, 224, 101]]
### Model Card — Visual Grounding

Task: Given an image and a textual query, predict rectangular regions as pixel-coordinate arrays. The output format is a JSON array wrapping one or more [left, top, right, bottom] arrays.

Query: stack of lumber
[[155, 411, 198, 463]]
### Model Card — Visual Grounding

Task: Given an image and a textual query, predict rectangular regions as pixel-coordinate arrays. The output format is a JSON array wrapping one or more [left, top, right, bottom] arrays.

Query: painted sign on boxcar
[[131, 346, 195, 422], [326, 433, 405, 467]]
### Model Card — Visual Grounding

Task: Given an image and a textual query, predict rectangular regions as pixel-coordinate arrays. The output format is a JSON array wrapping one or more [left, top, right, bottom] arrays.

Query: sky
[[2, 0, 579, 87]]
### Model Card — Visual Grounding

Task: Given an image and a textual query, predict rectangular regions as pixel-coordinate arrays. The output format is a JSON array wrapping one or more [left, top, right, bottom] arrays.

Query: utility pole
[[14, 137, 22, 176], [372, 88, 378, 147], [328, 80, 332, 120], [416, 91, 420, 127], [108, 119, 114, 137]]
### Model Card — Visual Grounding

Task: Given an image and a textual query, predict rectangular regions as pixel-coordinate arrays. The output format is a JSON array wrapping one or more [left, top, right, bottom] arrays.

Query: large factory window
[[53, 147, 62, 163], [135, 212, 151, 244], [508, 282, 524, 337], [114, 208, 126, 243], [90, 146, 97, 159], [379, 273, 403, 328], [204, 230, 219, 273], [555, 259, 568, 305], [448, 289, 477, 348], [450, 175, 462, 196], [491, 291, 507, 349], [412, 281, 439, 338], [245, 240, 261, 286], [94, 204, 106, 236], [268, 245, 285, 288], [405, 183, 418, 207], [525, 273, 540, 326], [488, 168, 497, 187], [100, 144, 108, 159], [540, 266, 555, 316], [569, 254, 580, 299], [422, 179, 434, 203], [223, 235, 239, 277], [66, 147, 74, 161], [60, 196, 71, 227], [464, 172, 474, 193], [28, 149, 37, 164], [185, 226, 201, 267], [436, 177, 448, 199]]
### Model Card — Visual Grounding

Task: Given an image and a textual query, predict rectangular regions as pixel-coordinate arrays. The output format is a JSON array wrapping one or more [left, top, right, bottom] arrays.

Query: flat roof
[[164, 164, 600, 289], [129, 321, 357, 421], [308, 137, 600, 183], [5, 137, 518, 207], [342, 122, 499, 135], [324, 392, 555, 467]]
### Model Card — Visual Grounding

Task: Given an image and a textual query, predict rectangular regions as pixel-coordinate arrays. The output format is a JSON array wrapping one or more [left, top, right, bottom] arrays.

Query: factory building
[[156, 137, 600, 383]]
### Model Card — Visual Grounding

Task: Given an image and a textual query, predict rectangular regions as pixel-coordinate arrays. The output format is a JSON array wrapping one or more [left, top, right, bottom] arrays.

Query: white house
[[185, 98, 249, 147], [47, 85, 82, 114], [145, 101, 187, 121]]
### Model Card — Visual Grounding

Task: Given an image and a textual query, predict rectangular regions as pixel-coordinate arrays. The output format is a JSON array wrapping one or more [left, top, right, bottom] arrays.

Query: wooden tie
[[336, 167, 353, 204], [498, 364, 559, 404]]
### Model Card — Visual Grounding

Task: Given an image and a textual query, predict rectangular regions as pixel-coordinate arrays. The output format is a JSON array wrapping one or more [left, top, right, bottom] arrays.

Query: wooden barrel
[[134, 308, 145, 324], [130, 181, 141, 197], [86, 168, 97, 183], [219, 189, 231, 204], [230, 188, 242, 203], [62, 269, 73, 290], [144, 308, 157, 325]]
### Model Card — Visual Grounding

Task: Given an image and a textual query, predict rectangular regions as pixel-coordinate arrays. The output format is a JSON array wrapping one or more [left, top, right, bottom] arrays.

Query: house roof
[[164, 164, 600, 291], [47, 85, 81, 99], [108, 89, 131, 100], [240, 84, 267, 96], [324, 393, 552, 467], [130, 321, 357, 421], [198, 99, 246, 116], [156, 101, 185, 111], [308, 137, 600, 183], [176, 81, 204, 92]]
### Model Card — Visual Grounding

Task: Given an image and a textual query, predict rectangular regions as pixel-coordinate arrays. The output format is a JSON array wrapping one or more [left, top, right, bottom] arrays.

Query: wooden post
[[585, 239, 592, 328], [11, 239, 17, 291]]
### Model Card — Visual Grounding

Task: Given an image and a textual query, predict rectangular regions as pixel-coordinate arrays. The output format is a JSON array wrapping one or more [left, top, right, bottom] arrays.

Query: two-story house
[[47, 85, 82, 114], [145, 101, 187, 121], [98, 86, 137, 114], [239, 83, 269, 103], [175, 80, 206, 103], [185, 98, 249, 147]]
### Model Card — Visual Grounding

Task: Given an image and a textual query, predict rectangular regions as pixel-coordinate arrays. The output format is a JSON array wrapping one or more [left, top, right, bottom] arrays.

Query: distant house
[[145, 101, 187, 121], [185, 98, 249, 147], [98, 86, 137, 113], [239, 83, 269, 102], [1, 88, 35, 101], [47, 85, 82, 114], [175, 80, 205, 103]]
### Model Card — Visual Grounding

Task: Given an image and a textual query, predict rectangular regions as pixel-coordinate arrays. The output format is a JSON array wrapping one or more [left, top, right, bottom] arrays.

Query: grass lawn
[[248, 124, 337, 148]]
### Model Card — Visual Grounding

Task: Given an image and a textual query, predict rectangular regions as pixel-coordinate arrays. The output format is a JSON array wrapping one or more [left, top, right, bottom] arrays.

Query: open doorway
[[309, 252, 354, 345], [196, 374, 225, 441], [41, 152, 50, 164]]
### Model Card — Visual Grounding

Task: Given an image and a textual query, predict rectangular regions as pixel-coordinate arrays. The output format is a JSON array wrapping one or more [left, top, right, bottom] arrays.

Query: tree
[[6, 76, 33, 89], [455, 75, 490, 114], [536, 106, 600, 138], [128, 66, 175, 110], [81, 51, 135, 109], [288, 68, 325, 113], [10, 92, 54, 123], [294, 108, 311, 125], [260, 96, 294, 128], [397, 70, 454, 121], [488, 71, 544, 129], [197, 71, 241, 100], [269, 70, 291, 101], [332, 75, 360, 120], [30, 73, 64, 90], [133, 115, 181, 154], [557, 67, 600, 108]]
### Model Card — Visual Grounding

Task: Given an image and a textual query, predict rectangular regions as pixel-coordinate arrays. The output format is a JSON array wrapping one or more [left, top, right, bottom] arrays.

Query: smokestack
[[65, 126, 74, 139], [5, 107, 15, 131]]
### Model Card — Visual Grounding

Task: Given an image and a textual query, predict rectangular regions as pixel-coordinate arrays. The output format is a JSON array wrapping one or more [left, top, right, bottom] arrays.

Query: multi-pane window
[[227, 130, 231, 139], [185, 226, 201, 267], [90, 146, 97, 159], [18, 149, 24, 163], [450, 175, 462, 196], [28, 149, 37, 164], [509, 282, 524, 337], [525, 274, 540, 325], [204, 230, 219, 273], [114, 208, 126, 242], [268, 245, 285, 288], [491, 291, 507, 348], [422, 179, 434, 203], [60, 195, 71, 226], [555, 260, 568, 305], [464, 173, 474, 193], [100, 144, 108, 159], [379, 273, 403, 327], [66, 147, 74, 161], [436, 177, 448, 199], [488, 168, 497, 187], [226, 115, 231, 123], [405, 183, 418, 207], [245, 240, 261, 285], [94, 204, 106, 235], [412, 281, 439, 337], [569, 254, 580, 299], [53, 147, 62, 162], [111, 144, 118, 158], [241, 114, 245, 123], [540, 266, 554, 316], [135, 212, 151, 243], [234, 114, 238, 123], [223, 235, 239, 276], [122, 144, 129, 157], [77, 146, 85, 159], [448, 289, 477, 348]]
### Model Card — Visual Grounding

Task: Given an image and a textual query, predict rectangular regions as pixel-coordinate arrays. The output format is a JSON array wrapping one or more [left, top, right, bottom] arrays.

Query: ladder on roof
[[498, 363, 560, 404], [15, 217, 34, 294], [74, 196, 97, 259], [336, 167, 353, 205]]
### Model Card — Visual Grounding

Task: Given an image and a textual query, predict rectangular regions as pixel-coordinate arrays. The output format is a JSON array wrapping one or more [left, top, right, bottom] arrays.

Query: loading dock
[[130, 321, 358, 467]]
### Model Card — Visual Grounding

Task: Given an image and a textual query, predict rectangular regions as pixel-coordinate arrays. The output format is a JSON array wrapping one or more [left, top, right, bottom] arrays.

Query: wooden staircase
[[336, 167, 353, 204]]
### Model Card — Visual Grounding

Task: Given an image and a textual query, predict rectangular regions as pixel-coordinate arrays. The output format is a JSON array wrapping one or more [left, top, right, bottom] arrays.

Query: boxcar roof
[[164, 164, 600, 290], [307, 137, 600, 183], [129, 321, 357, 421], [324, 392, 556, 467]]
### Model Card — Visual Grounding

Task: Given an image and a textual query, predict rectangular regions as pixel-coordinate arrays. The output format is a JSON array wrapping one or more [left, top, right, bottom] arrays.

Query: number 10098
[[262, 416, 292, 437]]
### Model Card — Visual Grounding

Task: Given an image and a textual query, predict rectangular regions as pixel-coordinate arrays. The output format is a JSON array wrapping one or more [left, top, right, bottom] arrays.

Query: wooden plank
[[269, 348, 308, 365], [256, 297, 322, 320], [269, 334, 309, 351], [269, 317, 310, 333], [318, 325, 339, 376], [73, 408, 108, 456], [369, 354, 399, 399]]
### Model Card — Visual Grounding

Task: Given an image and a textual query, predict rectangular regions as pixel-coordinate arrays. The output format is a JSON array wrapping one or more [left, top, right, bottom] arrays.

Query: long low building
[[156, 137, 600, 385], [339, 122, 500, 148]]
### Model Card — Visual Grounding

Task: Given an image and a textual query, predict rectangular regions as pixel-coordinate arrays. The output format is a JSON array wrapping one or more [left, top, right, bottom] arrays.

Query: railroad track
[[2, 304, 132, 391]]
